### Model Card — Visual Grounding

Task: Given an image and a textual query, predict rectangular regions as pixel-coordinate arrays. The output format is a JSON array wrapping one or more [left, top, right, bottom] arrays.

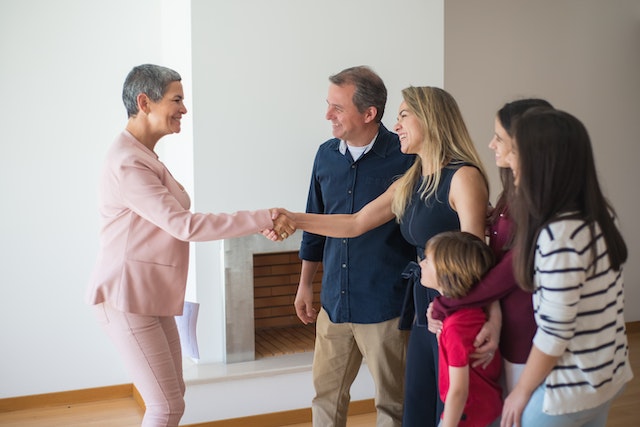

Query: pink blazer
[[86, 131, 273, 316]]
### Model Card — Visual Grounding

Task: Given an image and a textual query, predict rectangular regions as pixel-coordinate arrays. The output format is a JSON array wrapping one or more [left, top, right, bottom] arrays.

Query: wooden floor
[[1, 324, 637, 427], [0, 397, 144, 427], [255, 324, 316, 359]]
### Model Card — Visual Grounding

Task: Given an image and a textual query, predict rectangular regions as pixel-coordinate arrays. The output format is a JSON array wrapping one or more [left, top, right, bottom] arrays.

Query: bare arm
[[449, 165, 489, 240], [294, 260, 320, 324], [290, 181, 398, 238], [450, 166, 501, 364], [471, 300, 501, 367], [500, 346, 558, 427], [441, 365, 470, 427]]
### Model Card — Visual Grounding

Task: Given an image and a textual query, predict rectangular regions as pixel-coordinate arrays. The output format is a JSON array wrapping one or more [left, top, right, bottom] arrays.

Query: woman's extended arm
[[287, 180, 398, 238]]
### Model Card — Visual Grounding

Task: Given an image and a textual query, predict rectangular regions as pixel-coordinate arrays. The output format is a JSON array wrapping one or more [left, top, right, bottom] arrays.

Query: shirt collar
[[338, 132, 379, 156]]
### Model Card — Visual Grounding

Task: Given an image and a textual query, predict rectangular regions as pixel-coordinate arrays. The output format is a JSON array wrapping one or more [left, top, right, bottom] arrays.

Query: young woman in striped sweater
[[500, 108, 633, 427]]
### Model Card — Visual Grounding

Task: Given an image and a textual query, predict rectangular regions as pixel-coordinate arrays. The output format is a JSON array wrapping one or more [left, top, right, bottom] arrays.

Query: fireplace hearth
[[253, 250, 320, 358], [223, 232, 320, 362]]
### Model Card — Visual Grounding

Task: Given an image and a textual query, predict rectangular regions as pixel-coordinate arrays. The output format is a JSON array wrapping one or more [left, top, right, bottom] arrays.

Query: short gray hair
[[122, 64, 181, 118]]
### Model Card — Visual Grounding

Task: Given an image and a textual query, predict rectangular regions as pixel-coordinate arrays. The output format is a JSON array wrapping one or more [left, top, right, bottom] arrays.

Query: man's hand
[[294, 283, 317, 324]]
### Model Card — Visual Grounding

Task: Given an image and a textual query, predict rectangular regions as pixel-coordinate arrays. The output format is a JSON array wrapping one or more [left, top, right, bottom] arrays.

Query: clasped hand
[[264, 208, 297, 241]]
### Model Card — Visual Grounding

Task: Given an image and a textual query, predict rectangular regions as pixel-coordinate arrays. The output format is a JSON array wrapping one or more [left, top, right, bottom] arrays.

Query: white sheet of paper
[[175, 301, 200, 359]]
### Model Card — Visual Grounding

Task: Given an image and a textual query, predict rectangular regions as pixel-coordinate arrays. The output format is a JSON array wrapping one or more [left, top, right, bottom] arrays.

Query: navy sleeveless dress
[[399, 162, 467, 427]]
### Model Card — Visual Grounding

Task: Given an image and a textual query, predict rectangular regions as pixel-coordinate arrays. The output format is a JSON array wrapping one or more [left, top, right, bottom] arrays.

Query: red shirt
[[439, 308, 502, 426]]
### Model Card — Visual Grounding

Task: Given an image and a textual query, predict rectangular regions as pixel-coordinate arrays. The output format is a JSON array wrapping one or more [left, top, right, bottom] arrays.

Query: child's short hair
[[425, 231, 495, 299]]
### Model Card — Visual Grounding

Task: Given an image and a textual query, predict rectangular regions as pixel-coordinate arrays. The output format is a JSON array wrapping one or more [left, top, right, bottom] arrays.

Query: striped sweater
[[532, 218, 633, 415]]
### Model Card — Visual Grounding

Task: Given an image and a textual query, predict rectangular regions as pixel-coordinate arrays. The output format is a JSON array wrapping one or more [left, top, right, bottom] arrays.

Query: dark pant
[[402, 287, 443, 427]]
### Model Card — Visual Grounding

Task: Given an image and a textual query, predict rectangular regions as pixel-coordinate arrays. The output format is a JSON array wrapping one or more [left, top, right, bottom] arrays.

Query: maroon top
[[431, 210, 535, 363]]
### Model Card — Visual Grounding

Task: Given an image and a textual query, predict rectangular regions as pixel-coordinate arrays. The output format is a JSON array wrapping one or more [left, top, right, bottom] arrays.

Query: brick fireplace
[[253, 251, 321, 358], [222, 233, 320, 362]]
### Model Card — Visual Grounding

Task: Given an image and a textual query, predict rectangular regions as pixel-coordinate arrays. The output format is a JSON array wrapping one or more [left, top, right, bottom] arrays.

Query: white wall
[[0, 0, 164, 398], [0, 0, 442, 412], [445, 0, 640, 322], [188, 0, 442, 364]]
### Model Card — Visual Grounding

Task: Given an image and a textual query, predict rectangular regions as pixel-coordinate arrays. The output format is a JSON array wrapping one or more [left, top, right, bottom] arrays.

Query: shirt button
[[342, 264, 347, 268], [351, 165, 356, 169], [347, 190, 352, 194], [343, 239, 347, 244]]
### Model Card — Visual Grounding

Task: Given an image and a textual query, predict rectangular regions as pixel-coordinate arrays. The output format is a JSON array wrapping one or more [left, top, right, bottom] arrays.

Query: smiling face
[[394, 100, 425, 155], [488, 117, 514, 169], [325, 83, 371, 144], [147, 80, 187, 136]]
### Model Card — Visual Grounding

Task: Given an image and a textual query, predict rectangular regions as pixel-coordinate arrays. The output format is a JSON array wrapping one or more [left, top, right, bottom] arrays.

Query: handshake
[[264, 208, 297, 241]]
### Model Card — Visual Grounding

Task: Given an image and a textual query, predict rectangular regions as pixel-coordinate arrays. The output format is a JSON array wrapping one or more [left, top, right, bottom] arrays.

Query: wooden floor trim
[[626, 320, 640, 333], [0, 383, 134, 413]]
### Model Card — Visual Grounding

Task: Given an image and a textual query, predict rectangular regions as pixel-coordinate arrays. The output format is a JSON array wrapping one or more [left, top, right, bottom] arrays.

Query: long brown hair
[[511, 109, 627, 291]]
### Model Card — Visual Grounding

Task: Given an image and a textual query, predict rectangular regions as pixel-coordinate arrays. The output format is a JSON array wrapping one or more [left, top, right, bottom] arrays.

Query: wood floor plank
[[255, 325, 315, 359], [0, 398, 143, 427]]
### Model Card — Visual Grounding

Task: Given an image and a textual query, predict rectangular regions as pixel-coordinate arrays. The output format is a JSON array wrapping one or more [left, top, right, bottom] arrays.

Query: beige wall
[[445, 0, 640, 321]]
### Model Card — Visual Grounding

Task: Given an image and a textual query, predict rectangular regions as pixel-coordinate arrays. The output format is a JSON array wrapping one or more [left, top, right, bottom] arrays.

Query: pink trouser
[[94, 303, 185, 427]]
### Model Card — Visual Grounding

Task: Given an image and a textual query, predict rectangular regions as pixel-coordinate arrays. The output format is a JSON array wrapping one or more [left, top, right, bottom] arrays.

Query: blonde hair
[[426, 231, 494, 299], [391, 87, 488, 220]]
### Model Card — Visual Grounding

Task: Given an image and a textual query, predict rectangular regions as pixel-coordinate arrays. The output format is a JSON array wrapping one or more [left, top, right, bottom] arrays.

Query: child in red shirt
[[420, 231, 502, 427]]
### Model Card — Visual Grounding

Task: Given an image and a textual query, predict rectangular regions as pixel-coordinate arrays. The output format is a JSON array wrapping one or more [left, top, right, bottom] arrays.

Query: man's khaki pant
[[311, 308, 408, 427]]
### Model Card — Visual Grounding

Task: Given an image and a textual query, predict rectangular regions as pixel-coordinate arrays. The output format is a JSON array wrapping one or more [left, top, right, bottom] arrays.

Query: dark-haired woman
[[500, 109, 632, 427]]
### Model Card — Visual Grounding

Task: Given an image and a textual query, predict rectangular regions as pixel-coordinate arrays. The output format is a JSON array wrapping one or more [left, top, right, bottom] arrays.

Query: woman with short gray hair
[[86, 64, 293, 426]]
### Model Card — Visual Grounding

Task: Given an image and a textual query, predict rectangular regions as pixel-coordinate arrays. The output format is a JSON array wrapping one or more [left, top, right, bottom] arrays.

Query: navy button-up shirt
[[299, 124, 415, 323]]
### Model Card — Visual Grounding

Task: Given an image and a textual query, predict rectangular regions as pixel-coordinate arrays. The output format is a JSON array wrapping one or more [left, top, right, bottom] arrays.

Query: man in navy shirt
[[295, 66, 415, 427]]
